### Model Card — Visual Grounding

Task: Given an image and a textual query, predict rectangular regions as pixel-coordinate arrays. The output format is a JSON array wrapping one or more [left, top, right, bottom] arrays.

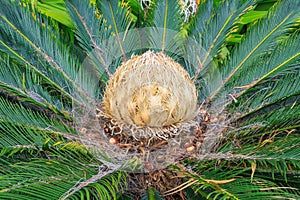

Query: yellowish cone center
[[103, 51, 197, 128]]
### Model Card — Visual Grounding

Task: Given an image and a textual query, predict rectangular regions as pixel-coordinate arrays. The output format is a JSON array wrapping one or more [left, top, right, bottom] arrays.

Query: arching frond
[[0, 143, 127, 200], [211, 0, 300, 100], [0, 1, 91, 108], [179, 155, 300, 199], [189, 0, 256, 79], [0, 96, 73, 134], [66, 0, 140, 81], [153, 0, 183, 51], [98, 0, 133, 60]]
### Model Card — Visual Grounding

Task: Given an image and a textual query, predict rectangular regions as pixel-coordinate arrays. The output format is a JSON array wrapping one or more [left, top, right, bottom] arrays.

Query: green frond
[[98, 0, 133, 47], [0, 1, 91, 107], [182, 158, 299, 199], [228, 32, 300, 107], [182, 0, 256, 102], [211, 0, 300, 99], [0, 82, 72, 123], [66, 0, 99, 52], [67, 0, 140, 79], [219, 135, 300, 172], [0, 120, 63, 148], [234, 103, 300, 138], [189, 0, 213, 37], [141, 187, 163, 200], [231, 72, 300, 120], [147, 0, 184, 54], [214, 119, 300, 190], [152, 0, 183, 31], [0, 96, 73, 133], [0, 153, 126, 199], [227, 72, 300, 138], [238, 138, 300, 172], [0, 55, 74, 115], [66, 0, 112, 95], [0, 139, 127, 199], [189, 0, 256, 79], [0, 40, 76, 109], [220, 178, 299, 200]]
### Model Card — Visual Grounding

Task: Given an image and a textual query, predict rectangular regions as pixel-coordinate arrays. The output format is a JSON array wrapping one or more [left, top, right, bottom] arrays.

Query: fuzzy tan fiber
[[103, 51, 197, 129]]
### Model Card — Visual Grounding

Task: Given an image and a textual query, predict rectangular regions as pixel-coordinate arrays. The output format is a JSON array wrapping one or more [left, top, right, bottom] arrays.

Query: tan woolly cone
[[103, 51, 198, 130]]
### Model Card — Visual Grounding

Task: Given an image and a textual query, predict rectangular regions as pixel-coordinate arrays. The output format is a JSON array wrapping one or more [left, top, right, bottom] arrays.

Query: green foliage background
[[0, 0, 299, 199]]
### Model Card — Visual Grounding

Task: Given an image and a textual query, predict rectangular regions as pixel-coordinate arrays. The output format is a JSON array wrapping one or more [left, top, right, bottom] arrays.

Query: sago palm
[[0, 0, 300, 199]]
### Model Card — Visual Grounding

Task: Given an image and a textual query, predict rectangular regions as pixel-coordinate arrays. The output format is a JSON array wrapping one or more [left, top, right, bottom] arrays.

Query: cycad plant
[[0, 0, 300, 199]]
